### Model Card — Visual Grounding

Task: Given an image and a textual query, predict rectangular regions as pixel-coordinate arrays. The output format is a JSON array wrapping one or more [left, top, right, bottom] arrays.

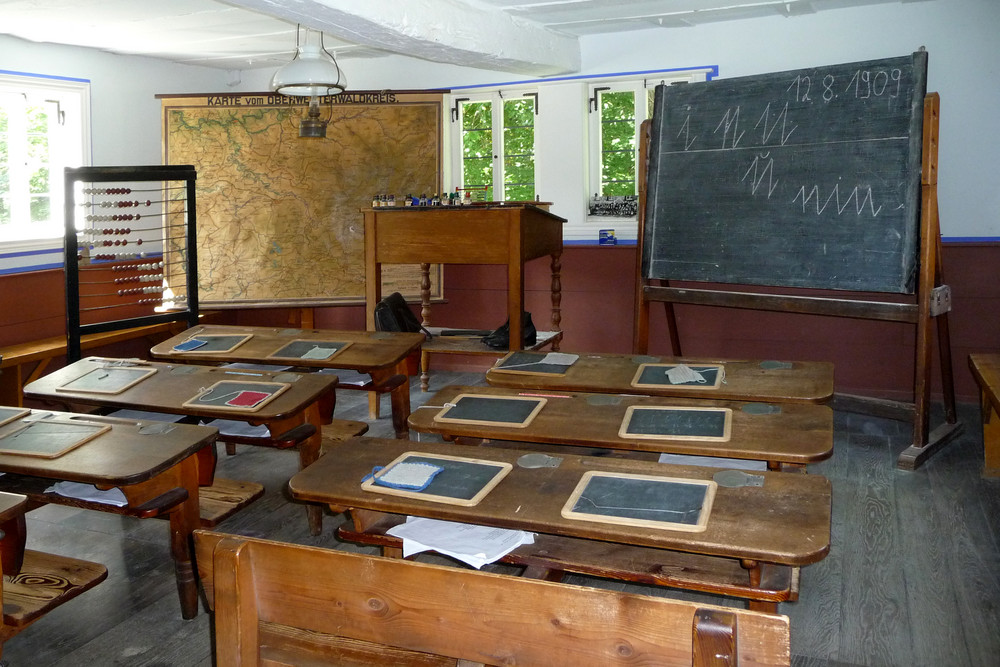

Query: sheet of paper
[[203, 419, 269, 438], [387, 516, 534, 569], [539, 352, 579, 366], [318, 368, 371, 386], [46, 481, 128, 507], [658, 453, 767, 471]]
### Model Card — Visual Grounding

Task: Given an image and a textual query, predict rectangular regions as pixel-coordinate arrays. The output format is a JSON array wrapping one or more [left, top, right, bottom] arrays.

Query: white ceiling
[[0, 0, 927, 76]]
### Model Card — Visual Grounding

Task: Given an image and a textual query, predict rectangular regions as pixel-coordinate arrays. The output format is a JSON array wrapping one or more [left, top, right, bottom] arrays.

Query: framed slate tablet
[[0, 418, 110, 458], [561, 470, 716, 532], [267, 339, 352, 361], [619, 405, 733, 442], [491, 351, 579, 376], [433, 393, 547, 429], [172, 333, 252, 353], [0, 407, 30, 429], [182, 380, 291, 412], [361, 451, 513, 506], [630, 363, 724, 390], [55, 366, 158, 395]]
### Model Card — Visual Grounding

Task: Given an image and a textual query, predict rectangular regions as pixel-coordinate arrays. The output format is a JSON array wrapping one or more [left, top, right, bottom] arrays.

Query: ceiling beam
[[226, 0, 582, 76]]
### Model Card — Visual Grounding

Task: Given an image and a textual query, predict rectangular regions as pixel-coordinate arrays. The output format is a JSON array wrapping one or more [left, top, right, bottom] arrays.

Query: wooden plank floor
[[5, 371, 999, 666]]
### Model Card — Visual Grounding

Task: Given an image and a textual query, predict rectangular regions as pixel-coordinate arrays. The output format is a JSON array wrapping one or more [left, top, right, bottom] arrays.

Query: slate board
[[361, 451, 513, 506], [268, 339, 352, 361], [562, 470, 716, 532], [619, 405, 732, 442], [433, 394, 547, 428]]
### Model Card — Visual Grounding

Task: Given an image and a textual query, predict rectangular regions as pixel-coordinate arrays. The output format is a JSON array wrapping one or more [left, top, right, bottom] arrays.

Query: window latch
[[589, 87, 610, 113]]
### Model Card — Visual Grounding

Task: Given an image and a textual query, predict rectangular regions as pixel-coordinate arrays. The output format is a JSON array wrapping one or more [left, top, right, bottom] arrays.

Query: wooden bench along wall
[[195, 530, 791, 667], [969, 353, 1000, 476]]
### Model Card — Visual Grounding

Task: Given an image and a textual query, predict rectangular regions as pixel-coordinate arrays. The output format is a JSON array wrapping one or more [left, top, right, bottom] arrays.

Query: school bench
[[194, 530, 792, 666], [0, 492, 107, 657], [968, 353, 1000, 476]]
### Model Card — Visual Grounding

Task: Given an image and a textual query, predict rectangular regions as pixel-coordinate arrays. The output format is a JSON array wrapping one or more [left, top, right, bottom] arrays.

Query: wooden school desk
[[969, 353, 1000, 476], [486, 352, 835, 404], [362, 204, 566, 391], [151, 325, 424, 438], [289, 437, 832, 611], [407, 385, 833, 470], [0, 408, 217, 619], [23, 357, 336, 534]]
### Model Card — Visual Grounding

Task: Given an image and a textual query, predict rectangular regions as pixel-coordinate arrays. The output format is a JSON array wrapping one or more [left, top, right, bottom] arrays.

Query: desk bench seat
[[969, 353, 1000, 476], [3, 549, 108, 633], [338, 512, 798, 613], [0, 473, 262, 528]]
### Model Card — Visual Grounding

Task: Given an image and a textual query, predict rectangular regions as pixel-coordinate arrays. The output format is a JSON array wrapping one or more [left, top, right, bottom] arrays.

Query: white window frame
[[448, 87, 537, 202], [586, 70, 711, 234], [0, 71, 91, 261]]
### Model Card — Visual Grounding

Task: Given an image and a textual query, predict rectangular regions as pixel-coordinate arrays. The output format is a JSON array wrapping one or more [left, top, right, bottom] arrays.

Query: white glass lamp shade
[[271, 29, 346, 97]]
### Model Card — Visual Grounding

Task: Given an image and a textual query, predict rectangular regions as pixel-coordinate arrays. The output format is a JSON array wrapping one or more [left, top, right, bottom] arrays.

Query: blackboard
[[268, 339, 352, 361], [631, 363, 724, 390], [433, 394, 547, 428], [361, 451, 513, 506], [643, 52, 928, 294], [561, 470, 716, 532], [619, 405, 732, 442], [182, 380, 290, 412]]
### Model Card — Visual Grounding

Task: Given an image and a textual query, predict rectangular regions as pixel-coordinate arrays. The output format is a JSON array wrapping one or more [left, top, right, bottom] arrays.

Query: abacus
[[63, 165, 200, 361]]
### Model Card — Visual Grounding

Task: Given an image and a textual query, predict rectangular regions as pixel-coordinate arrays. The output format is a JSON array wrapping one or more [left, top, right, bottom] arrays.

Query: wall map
[[160, 91, 443, 307]]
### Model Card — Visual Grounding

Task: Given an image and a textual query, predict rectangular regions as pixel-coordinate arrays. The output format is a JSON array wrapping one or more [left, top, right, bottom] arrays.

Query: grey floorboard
[[3, 371, 999, 666]]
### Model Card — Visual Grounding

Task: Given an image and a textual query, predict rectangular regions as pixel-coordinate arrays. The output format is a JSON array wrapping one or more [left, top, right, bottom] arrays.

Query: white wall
[[4, 0, 996, 238], [1, 35, 232, 166]]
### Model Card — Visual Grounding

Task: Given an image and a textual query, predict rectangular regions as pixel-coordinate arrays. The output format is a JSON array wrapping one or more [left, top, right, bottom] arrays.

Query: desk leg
[[372, 367, 411, 439], [169, 455, 202, 620], [0, 512, 27, 576], [982, 395, 1000, 476]]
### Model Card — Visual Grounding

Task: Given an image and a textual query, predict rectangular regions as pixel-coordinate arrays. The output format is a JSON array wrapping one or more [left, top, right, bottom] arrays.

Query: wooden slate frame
[[561, 470, 716, 532], [182, 380, 291, 413], [619, 405, 733, 442], [432, 393, 547, 429], [172, 333, 252, 354], [630, 363, 725, 390], [0, 407, 30, 429], [54, 366, 157, 395], [634, 58, 960, 470], [266, 339, 352, 362], [0, 418, 110, 458], [361, 451, 513, 507]]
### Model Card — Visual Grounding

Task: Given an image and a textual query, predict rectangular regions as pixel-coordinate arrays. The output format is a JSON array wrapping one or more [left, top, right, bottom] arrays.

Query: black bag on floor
[[481, 312, 536, 349], [373, 292, 432, 338]]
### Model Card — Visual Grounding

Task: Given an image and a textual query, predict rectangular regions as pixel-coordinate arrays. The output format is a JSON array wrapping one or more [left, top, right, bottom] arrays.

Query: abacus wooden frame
[[63, 165, 200, 362]]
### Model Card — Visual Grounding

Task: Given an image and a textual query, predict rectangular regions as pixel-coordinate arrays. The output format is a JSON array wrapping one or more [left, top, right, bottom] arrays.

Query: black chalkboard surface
[[562, 471, 716, 532], [434, 394, 547, 428], [619, 406, 732, 442], [643, 52, 927, 294]]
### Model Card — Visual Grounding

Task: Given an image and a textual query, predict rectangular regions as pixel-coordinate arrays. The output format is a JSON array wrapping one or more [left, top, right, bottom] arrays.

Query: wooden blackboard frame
[[634, 59, 960, 470]]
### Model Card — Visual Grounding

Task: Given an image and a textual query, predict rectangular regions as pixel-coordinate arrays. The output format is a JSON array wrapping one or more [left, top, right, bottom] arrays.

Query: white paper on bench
[[46, 481, 128, 506], [387, 516, 534, 569]]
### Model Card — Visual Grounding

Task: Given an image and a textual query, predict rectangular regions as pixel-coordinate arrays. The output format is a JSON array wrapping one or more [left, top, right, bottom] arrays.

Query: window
[[587, 71, 710, 225], [0, 72, 90, 249], [453, 91, 536, 202]]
